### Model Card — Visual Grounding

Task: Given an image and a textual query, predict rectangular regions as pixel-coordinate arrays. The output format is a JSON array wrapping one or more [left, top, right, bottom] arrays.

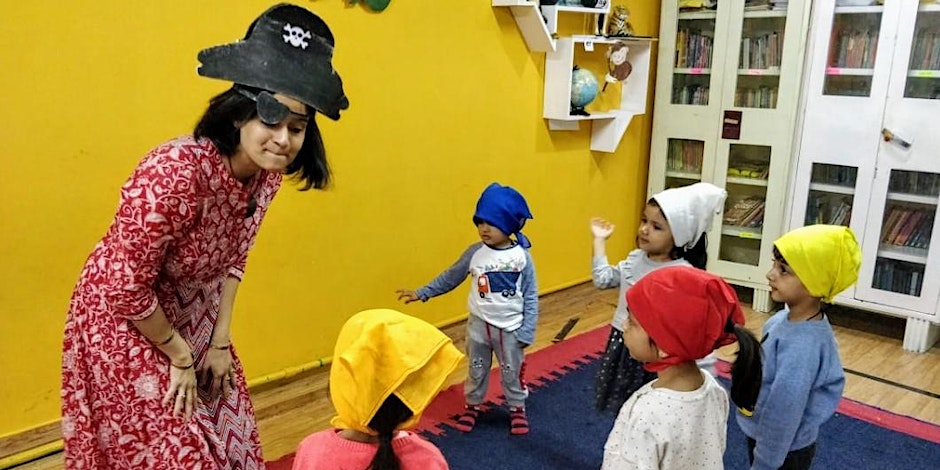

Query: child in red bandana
[[601, 266, 762, 470]]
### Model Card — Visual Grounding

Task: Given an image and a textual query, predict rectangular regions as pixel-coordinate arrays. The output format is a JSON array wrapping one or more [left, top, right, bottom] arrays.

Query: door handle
[[882, 128, 912, 150]]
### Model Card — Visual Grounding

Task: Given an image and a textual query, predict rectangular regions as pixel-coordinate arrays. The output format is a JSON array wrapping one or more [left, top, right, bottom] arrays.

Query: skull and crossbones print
[[282, 23, 312, 49]]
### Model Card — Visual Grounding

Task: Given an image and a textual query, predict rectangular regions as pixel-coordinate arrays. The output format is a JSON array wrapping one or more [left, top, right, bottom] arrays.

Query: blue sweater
[[736, 308, 845, 470]]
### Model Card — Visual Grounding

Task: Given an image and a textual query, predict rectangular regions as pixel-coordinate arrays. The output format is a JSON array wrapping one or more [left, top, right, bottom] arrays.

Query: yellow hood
[[329, 309, 464, 434], [774, 225, 862, 303]]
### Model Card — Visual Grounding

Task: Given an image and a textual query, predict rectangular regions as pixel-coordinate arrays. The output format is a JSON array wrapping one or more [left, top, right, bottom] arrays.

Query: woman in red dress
[[60, 4, 348, 468]]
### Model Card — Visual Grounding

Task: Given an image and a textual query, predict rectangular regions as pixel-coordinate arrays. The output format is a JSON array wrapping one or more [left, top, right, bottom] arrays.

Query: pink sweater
[[291, 430, 449, 470]]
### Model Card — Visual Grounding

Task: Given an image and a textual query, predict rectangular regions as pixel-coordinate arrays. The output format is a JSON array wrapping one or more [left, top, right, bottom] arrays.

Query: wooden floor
[[12, 282, 940, 469]]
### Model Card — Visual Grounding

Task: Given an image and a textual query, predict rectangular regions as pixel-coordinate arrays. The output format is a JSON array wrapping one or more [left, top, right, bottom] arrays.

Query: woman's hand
[[163, 359, 198, 420], [198, 347, 235, 401], [591, 217, 615, 239], [396, 289, 420, 304]]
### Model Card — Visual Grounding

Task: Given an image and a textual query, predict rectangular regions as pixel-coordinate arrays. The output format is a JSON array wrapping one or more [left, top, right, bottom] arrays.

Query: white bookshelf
[[648, 0, 813, 312], [787, 0, 940, 352]]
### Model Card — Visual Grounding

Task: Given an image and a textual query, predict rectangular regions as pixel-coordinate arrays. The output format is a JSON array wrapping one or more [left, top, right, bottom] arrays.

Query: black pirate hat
[[197, 3, 349, 120]]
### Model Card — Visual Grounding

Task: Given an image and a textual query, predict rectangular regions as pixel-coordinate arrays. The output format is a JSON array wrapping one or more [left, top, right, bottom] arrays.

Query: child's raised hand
[[591, 217, 615, 239], [396, 289, 420, 304]]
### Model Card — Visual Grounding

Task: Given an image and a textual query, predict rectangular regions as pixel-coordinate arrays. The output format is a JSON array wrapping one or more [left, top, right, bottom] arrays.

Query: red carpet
[[268, 325, 940, 468]]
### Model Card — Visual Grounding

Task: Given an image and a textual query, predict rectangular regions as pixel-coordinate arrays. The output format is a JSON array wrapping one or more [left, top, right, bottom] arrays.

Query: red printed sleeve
[[104, 153, 198, 320]]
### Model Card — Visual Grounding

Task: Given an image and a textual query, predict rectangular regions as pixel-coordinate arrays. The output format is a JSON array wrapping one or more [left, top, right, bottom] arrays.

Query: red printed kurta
[[62, 136, 281, 469]]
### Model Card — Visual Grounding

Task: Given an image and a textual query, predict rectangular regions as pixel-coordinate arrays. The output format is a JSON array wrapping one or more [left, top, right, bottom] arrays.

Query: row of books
[[888, 170, 940, 197], [909, 30, 940, 71], [880, 207, 935, 249], [830, 29, 879, 69], [734, 86, 779, 108], [743, 0, 788, 11], [676, 29, 714, 69], [873, 260, 923, 297], [727, 158, 770, 179], [673, 84, 710, 105], [811, 164, 857, 187], [666, 139, 705, 173], [723, 196, 765, 227], [739, 33, 782, 70], [805, 194, 852, 226]]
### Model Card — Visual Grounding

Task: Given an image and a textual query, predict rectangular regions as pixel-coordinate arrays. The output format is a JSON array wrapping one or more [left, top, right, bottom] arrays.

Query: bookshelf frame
[[648, 0, 813, 311], [787, 0, 940, 352]]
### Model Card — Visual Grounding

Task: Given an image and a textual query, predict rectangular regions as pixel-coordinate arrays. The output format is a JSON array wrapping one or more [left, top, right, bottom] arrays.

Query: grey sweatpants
[[465, 314, 528, 408]]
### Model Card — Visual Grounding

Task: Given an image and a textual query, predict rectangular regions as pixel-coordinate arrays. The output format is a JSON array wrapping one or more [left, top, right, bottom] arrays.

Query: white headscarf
[[652, 182, 727, 249]]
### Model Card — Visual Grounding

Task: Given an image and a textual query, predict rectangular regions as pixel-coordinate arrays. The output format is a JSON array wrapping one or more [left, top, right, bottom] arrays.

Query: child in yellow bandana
[[291, 309, 463, 470], [736, 225, 861, 470]]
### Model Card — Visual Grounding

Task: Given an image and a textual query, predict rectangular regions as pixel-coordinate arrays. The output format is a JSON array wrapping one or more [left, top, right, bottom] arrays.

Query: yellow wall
[[0, 1, 659, 436]]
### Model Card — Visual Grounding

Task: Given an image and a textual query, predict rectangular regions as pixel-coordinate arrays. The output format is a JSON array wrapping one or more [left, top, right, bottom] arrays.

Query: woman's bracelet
[[170, 360, 195, 370], [210, 343, 231, 350], [154, 330, 176, 346]]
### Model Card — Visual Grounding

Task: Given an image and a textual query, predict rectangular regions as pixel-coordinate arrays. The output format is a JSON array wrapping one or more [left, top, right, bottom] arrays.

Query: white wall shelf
[[544, 35, 655, 152], [492, 1, 610, 53]]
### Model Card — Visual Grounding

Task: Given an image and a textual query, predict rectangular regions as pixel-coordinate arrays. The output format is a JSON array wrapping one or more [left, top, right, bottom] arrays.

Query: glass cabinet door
[[719, 143, 771, 266], [673, 7, 719, 105], [805, 163, 857, 226], [665, 138, 705, 188], [823, 3, 885, 97], [904, 3, 940, 99], [733, 2, 789, 108], [870, 170, 938, 299]]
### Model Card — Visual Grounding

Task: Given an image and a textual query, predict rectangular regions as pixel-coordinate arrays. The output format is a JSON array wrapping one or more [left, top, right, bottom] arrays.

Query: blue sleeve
[[515, 250, 539, 345], [751, 338, 822, 470], [415, 243, 479, 301]]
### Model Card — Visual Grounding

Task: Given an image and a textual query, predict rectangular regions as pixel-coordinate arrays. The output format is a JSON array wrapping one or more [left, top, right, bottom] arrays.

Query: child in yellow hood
[[736, 225, 862, 470], [291, 309, 463, 470]]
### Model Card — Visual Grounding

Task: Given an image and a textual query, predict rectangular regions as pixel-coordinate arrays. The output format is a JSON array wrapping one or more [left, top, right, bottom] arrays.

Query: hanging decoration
[[348, 0, 391, 12]]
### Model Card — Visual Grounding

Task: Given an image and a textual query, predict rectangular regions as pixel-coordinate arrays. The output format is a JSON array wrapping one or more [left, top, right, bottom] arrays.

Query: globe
[[570, 66, 599, 115]]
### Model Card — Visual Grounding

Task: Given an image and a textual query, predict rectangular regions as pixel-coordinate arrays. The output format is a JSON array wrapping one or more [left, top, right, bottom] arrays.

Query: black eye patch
[[255, 91, 291, 125], [236, 87, 306, 125]]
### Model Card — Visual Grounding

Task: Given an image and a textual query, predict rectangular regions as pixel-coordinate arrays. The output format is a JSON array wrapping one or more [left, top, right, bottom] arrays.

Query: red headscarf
[[626, 266, 744, 372]]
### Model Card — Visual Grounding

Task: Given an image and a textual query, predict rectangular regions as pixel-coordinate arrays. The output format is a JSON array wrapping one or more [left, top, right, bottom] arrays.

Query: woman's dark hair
[[728, 323, 762, 413], [646, 199, 709, 269], [366, 393, 414, 470], [193, 86, 331, 190]]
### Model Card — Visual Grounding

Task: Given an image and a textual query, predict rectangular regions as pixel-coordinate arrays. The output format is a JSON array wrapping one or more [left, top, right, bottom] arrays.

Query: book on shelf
[[831, 28, 879, 69], [723, 196, 765, 227], [888, 171, 940, 197], [873, 259, 924, 297], [676, 29, 714, 69], [909, 30, 940, 71], [880, 207, 934, 248], [727, 159, 770, 179], [667, 140, 704, 173], [811, 164, 857, 186], [735, 86, 778, 108], [740, 32, 781, 69]]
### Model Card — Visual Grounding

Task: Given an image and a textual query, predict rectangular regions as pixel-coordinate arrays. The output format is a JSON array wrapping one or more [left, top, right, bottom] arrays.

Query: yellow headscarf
[[774, 225, 862, 303], [329, 309, 464, 434]]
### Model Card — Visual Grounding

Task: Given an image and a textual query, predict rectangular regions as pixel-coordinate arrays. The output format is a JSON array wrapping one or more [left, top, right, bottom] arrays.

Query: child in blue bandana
[[397, 182, 537, 435]]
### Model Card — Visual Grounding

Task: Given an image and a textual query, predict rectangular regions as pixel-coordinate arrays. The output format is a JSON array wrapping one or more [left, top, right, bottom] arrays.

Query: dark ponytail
[[728, 324, 762, 412], [366, 394, 414, 470], [671, 233, 708, 270]]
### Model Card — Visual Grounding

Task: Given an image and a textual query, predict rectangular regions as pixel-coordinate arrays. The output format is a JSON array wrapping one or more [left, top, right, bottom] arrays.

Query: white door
[[788, 0, 898, 301], [855, 2, 940, 314]]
